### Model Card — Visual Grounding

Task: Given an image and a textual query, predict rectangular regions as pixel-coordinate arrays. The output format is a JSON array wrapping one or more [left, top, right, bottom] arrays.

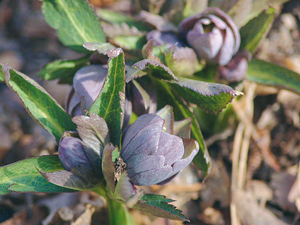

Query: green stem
[[106, 198, 135, 225], [93, 185, 135, 225]]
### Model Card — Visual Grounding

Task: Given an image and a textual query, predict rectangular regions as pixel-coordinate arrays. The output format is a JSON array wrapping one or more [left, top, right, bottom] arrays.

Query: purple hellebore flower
[[179, 7, 240, 66], [120, 106, 199, 186]]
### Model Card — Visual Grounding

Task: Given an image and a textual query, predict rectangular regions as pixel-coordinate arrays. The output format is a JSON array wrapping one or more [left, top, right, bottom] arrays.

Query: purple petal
[[65, 88, 81, 116], [216, 26, 235, 65], [155, 132, 184, 165], [204, 7, 240, 53], [168, 138, 199, 176], [157, 138, 199, 185], [126, 154, 165, 177], [155, 105, 174, 134], [121, 114, 164, 160], [205, 15, 227, 29], [187, 26, 223, 60], [130, 166, 173, 186], [122, 131, 161, 161]]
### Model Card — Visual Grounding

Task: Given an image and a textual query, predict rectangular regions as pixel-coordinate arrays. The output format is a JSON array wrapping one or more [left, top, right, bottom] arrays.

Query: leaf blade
[[0, 65, 4, 82], [2, 65, 76, 142], [42, 0, 105, 52], [169, 77, 241, 114], [90, 49, 126, 146], [38, 56, 90, 82], [240, 7, 276, 54], [133, 194, 189, 221], [0, 156, 75, 195], [246, 59, 300, 94]]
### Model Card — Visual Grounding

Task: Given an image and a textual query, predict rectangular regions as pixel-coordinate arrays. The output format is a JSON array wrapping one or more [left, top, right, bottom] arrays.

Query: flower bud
[[179, 7, 240, 66], [58, 135, 96, 178], [65, 65, 107, 117], [147, 30, 199, 76], [120, 106, 199, 186], [218, 51, 250, 82]]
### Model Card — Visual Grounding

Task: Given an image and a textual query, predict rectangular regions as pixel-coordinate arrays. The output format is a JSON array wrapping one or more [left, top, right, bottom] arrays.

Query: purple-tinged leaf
[[126, 66, 147, 83], [132, 59, 178, 82], [102, 144, 117, 193], [142, 40, 163, 62], [2, 65, 76, 142], [112, 171, 137, 203], [133, 194, 189, 221], [72, 113, 110, 158], [39, 169, 98, 191], [168, 77, 243, 113], [83, 42, 116, 55]]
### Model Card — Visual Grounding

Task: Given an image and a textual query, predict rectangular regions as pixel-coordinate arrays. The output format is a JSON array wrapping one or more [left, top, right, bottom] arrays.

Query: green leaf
[[38, 55, 90, 82], [183, 0, 208, 18], [97, 9, 148, 31], [246, 59, 300, 95], [133, 194, 188, 221], [153, 79, 211, 176], [0, 155, 75, 195], [0, 65, 4, 82], [245, 0, 289, 26], [42, 0, 105, 52], [240, 7, 276, 54], [2, 65, 76, 142], [90, 49, 125, 146], [168, 77, 241, 114], [130, 59, 178, 82], [111, 36, 146, 51]]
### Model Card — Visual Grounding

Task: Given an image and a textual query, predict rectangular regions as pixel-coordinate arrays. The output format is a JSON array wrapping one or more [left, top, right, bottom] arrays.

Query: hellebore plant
[[1, 0, 300, 224], [179, 7, 241, 66]]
